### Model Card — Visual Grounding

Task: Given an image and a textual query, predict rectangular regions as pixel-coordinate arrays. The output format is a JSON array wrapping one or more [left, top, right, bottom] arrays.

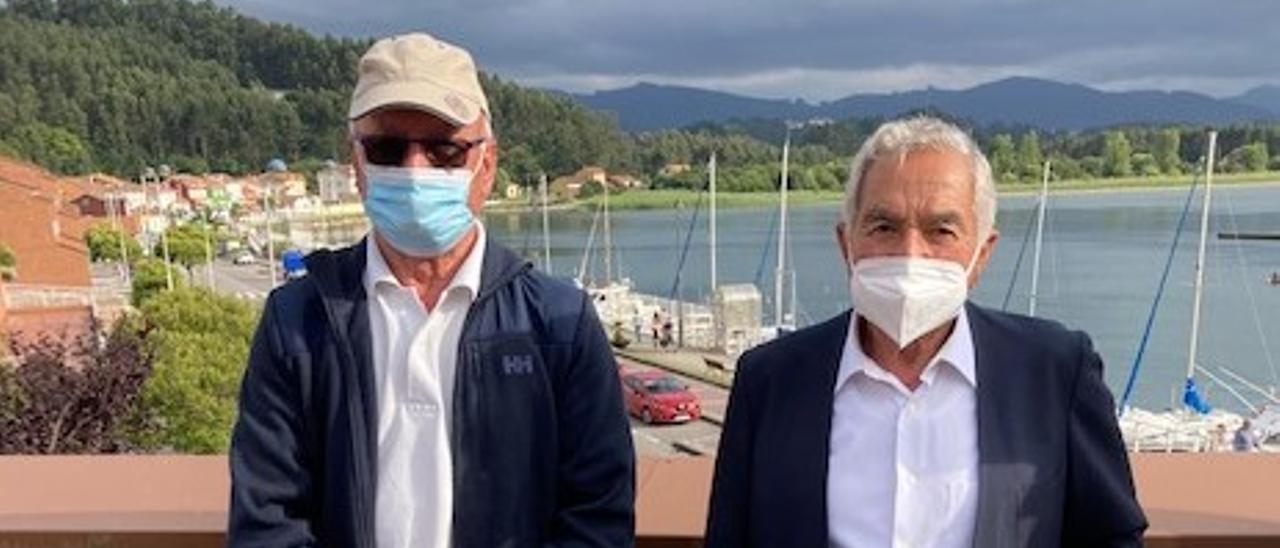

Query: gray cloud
[[218, 0, 1280, 100]]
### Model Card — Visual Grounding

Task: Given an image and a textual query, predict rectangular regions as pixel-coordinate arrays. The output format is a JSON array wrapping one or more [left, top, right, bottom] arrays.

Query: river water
[[483, 183, 1280, 412]]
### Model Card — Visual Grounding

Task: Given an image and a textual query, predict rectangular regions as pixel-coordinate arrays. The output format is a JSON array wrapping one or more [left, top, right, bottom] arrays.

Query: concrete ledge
[[617, 348, 733, 390], [0, 454, 1277, 546]]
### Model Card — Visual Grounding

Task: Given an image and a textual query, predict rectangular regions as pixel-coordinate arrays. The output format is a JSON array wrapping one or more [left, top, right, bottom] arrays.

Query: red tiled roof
[[0, 156, 93, 287]]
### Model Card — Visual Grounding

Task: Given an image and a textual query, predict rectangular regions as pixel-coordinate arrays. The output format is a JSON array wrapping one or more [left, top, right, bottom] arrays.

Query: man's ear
[[468, 140, 498, 213], [481, 139, 498, 188], [968, 229, 1001, 288], [352, 140, 368, 200]]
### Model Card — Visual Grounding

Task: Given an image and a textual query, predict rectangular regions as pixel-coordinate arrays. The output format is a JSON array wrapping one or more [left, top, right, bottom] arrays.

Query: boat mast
[[540, 173, 552, 274], [709, 152, 718, 296], [1186, 132, 1217, 392], [1029, 160, 1051, 317], [775, 131, 790, 327], [789, 268, 797, 327], [577, 204, 601, 285], [603, 177, 612, 284]]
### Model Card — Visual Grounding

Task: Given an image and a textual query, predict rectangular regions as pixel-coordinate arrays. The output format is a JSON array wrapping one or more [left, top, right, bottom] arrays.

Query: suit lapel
[[969, 303, 1017, 548], [793, 311, 850, 544]]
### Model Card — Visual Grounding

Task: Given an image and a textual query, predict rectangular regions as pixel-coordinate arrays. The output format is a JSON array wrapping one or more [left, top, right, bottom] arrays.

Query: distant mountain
[[1229, 85, 1280, 115], [572, 82, 810, 131], [571, 77, 1276, 132]]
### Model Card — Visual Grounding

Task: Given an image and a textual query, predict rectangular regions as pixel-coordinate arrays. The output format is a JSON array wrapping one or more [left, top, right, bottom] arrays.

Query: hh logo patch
[[502, 354, 534, 376]]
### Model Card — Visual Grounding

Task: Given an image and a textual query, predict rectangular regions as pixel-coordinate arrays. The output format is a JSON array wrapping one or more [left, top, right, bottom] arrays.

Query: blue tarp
[[282, 249, 306, 277], [1182, 377, 1212, 415]]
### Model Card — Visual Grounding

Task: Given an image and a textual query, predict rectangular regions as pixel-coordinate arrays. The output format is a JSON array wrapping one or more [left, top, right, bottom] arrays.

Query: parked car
[[232, 252, 257, 265], [620, 370, 701, 424]]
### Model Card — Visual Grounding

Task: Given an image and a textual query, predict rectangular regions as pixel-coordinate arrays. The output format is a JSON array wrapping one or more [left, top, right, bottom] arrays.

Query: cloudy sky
[[216, 0, 1278, 102]]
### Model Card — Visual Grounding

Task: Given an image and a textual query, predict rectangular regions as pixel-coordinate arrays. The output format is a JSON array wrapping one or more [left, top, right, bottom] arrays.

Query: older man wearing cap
[[228, 33, 635, 548]]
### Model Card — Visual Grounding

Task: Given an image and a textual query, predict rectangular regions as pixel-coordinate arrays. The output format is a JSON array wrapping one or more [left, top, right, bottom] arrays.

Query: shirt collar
[[835, 307, 977, 394], [363, 222, 486, 304]]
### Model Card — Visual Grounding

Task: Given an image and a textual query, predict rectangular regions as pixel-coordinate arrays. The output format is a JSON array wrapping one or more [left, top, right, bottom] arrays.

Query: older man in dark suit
[[705, 116, 1146, 548]]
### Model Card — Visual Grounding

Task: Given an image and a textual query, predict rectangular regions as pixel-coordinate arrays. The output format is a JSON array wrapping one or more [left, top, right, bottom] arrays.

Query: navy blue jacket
[[228, 237, 635, 547], [705, 304, 1147, 548]]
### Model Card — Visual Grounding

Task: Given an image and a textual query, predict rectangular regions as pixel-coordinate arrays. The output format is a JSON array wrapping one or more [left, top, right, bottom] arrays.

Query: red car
[[620, 370, 701, 424]]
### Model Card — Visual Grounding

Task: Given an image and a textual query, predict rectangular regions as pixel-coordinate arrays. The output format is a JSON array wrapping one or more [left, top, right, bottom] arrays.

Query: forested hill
[[2, 0, 1277, 190], [0, 0, 632, 179]]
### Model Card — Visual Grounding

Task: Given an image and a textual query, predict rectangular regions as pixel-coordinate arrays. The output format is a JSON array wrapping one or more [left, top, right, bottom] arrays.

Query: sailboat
[[1002, 160, 1054, 316], [1117, 132, 1252, 452], [1029, 160, 1051, 318], [764, 130, 798, 339], [578, 179, 642, 339]]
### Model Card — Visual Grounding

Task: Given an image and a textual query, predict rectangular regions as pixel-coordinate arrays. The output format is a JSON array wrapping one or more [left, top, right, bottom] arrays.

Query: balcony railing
[[0, 454, 1277, 547]]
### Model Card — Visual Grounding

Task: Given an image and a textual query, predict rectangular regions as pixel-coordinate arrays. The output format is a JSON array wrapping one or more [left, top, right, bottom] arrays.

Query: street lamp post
[[204, 218, 215, 291], [142, 166, 173, 291], [157, 166, 174, 292], [105, 183, 131, 286], [264, 159, 286, 289]]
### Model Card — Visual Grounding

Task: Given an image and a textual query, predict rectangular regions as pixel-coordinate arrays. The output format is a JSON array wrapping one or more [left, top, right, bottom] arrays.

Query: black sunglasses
[[357, 135, 486, 168]]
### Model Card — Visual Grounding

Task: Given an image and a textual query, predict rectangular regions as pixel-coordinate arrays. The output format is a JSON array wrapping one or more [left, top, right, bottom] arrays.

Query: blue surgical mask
[[363, 165, 476, 257]]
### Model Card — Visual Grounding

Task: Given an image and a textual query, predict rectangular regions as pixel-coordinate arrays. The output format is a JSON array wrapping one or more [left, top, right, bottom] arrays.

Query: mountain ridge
[[570, 76, 1277, 132]]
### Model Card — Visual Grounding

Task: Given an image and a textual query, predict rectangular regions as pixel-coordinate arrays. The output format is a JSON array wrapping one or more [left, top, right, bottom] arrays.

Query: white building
[[318, 162, 358, 203]]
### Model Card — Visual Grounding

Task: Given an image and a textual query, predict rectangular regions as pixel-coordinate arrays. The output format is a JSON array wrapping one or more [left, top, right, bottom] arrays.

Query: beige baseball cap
[[348, 33, 490, 125]]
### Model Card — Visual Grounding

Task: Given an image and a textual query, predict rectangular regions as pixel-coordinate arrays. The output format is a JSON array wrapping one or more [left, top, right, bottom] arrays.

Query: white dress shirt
[[828, 309, 979, 548], [366, 224, 486, 548]]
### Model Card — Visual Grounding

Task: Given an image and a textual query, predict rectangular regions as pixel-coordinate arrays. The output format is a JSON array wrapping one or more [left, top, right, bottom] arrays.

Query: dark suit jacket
[[705, 303, 1147, 548]]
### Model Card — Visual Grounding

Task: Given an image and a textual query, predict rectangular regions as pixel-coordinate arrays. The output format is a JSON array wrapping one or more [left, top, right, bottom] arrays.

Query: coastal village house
[[0, 156, 101, 356], [549, 166, 646, 201], [317, 162, 359, 204]]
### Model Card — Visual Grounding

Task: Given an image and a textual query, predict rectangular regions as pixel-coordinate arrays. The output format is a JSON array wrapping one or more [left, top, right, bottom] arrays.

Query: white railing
[[2, 284, 96, 310]]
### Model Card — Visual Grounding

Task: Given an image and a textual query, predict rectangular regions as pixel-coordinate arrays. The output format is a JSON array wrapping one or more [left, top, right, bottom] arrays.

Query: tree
[[721, 165, 773, 192], [131, 257, 183, 306], [578, 180, 606, 199], [155, 223, 215, 272], [811, 164, 842, 190], [1131, 153, 1160, 177], [1154, 128, 1182, 175], [1221, 142, 1270, 173], [1080, 156, 1105, 179], [988, 134, 1017, 183], [1048, 154, 1084, 180], [0, 329, 151, 454], [85, 224, 142, 263], [1103, 131, 1132, 177], [8, 123, 93, 174], [1017, 131, 1044, 181], [0, 241, 15, 281], [1242, 142, 1269, 172], [128, 287, 260, 453], [501, 144, 543, 186]]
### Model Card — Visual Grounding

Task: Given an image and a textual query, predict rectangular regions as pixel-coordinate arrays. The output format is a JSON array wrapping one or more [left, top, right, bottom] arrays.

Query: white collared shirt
[[366, 224, 486, 548], [828, 309, 979, 548]]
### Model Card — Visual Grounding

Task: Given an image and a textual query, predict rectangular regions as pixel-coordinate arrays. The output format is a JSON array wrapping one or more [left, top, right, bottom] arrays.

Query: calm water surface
[[484, 184, 1280, 412]]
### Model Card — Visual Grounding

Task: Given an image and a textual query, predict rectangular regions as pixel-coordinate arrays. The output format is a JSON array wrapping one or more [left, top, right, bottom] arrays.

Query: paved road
[[93, 258, 274, 302], [618, 357, 727, 457], [197, 259, 276, 301], [174, 262, 731, 457]]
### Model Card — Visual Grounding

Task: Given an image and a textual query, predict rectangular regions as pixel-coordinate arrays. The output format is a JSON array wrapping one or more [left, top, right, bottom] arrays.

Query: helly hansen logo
[[502, 354, 534, 375]]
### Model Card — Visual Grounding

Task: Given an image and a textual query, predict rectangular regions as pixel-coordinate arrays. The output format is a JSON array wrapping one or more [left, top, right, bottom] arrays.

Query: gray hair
[[841, 116, 997, 239]]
